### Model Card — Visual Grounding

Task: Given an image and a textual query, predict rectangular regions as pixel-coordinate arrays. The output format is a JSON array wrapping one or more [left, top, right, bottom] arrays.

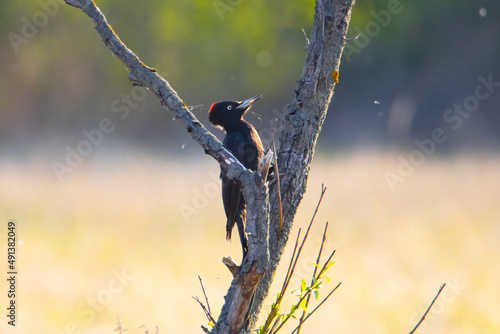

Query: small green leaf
[[313, 289, 319, 300], [301, 278, 306, 293], [324, 275, 330, 282], [325, 260, 334, 270], [301, 304, 307, 312], [297, 297, 307, 312]]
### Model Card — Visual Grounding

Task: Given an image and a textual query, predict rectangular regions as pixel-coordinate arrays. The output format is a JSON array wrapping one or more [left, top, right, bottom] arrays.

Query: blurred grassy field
[[1, 151, 499, 334]]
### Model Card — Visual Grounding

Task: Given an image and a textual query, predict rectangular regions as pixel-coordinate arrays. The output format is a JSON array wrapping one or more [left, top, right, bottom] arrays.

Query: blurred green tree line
[[0, 0, 498, 157]]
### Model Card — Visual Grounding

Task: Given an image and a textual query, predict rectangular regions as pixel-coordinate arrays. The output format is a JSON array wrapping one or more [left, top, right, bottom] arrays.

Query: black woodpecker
[[208, 95, 264, 258]]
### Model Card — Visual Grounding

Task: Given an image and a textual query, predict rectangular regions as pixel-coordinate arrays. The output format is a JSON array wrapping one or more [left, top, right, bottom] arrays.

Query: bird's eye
[[227, 105, 232, 110]]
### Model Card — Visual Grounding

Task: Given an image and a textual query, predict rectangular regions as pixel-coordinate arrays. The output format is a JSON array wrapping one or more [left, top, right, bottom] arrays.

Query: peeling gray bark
[[63, 0, 355, 333]]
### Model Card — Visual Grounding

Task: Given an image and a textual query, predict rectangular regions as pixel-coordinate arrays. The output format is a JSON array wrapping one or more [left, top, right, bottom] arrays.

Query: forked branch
[[63, 1, 355, 333], [409, 283, 447, 334], [63, 1, 272, 333]]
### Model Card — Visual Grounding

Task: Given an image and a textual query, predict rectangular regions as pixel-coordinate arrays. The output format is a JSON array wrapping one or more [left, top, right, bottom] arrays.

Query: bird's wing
[[223, 132, 245, 164], [222, 132, 246, 242], [222, 176, 241, 241]]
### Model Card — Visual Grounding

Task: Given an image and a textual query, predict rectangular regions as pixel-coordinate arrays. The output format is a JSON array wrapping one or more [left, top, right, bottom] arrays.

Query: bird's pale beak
[[236, 94, 262, 110]]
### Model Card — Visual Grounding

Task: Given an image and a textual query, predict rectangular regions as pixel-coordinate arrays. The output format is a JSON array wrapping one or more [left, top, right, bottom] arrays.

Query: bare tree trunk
[[63, 1, 355, 333], [249, 1, 355, 331]]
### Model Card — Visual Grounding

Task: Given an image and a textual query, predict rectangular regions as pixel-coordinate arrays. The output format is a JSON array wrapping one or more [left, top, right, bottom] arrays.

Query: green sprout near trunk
[[256, 185, 342, 334]]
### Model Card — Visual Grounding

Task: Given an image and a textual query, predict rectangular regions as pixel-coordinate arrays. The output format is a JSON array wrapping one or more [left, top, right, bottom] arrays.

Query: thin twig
[[301, 28, 310, 45], [319, 249, 336, 277], [271, 246, 336, 334], [198, 276, 212, 316], [269, 316, 281, 334], [290, 282, 341, 334], [280, 185, 327, 301], [193, 296, 216, 325], [267, 230, 301, 331], [272, 256, 338, 334], [345, 33, 361, 42], [139, 324, 159, 334], [261, 229, 302, 332], [297, 221, 329, 334], [271, 119, 283, 233], [409, 283, 447, 334], [114, 316, 128, 333], [282, 229, 302, 296], [287, 185, 327, 289]]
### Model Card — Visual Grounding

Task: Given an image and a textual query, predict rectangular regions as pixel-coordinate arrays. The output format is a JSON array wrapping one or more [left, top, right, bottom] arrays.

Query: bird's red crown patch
[[208, 102, 216, 114]]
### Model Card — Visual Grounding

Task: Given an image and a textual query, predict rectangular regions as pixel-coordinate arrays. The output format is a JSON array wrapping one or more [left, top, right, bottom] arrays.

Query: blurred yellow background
[[1, 0, 500, 333], [1, 152, 499, 333]]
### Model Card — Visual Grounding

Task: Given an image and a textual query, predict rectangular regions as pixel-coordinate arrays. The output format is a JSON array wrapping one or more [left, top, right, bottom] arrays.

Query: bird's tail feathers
[[226, 223, 233, 242]]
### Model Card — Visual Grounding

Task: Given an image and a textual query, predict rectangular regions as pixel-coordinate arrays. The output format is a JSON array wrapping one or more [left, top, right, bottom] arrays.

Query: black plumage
[[208, 95, 264, 257]]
